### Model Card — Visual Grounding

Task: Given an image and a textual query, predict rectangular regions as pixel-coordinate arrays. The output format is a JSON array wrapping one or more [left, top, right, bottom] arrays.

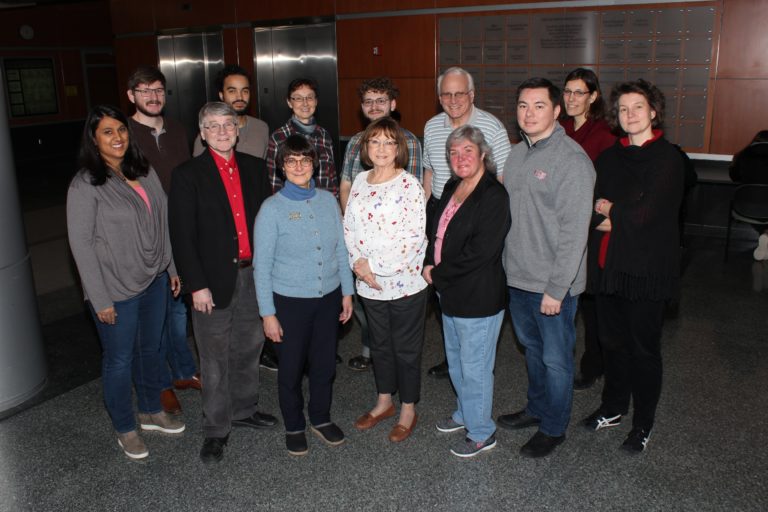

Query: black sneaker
[[286, 432, 308, 456], [581, 409, 622, 431], [260, 351, 278, 372], [347, 355, 372, 371], [621, 427, 652, 453], [310, 422, 345, 446], [519, 431, 565, 458], [427, 360, 449, 378], [497, 409, 541, 430]]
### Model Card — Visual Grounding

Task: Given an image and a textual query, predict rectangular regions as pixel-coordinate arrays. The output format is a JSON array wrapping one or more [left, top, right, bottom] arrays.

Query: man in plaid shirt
[[339, 77, 423, 372], [266, 77, 338, 197]]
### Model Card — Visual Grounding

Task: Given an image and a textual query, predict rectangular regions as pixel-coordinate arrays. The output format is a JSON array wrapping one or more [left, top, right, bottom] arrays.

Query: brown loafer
[[160, 389, 182, 415], [388, 414, 418, 443], [174, 373, 202, 391], [354, 404, 396, 431]]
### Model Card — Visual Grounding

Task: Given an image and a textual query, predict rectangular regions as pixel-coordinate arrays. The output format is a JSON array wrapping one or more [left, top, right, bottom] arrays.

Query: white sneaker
[[117, 430, 149, 459], [753, 234, 768, 260]]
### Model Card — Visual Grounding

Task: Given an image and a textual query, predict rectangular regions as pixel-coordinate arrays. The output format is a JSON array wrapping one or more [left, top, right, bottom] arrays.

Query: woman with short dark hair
[[254, 134, 354, 456], [265, 78, 338, 196], [344, 117, 428, 443], [581, 79, 685, 453], [67, 105, 184, 460]]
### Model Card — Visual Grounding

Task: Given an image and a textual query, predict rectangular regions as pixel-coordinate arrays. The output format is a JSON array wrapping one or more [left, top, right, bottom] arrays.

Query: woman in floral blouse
[[343, 117, 428, 443]]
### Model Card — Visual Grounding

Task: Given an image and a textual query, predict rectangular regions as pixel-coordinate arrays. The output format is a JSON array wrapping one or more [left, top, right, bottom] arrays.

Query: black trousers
[[578, 293, 604, 379], [273, 287, 341, 432], [362, 289, 428, 404], [596, 294, 666, 430]]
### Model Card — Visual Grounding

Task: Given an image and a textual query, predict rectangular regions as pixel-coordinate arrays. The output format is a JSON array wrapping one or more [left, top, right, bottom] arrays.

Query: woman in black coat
[[581, 79, 684, 454], [423, 125, 511, 458]]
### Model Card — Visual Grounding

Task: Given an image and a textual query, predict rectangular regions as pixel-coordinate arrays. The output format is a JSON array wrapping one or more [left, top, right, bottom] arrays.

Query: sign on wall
[[3, 58, 59, 117]]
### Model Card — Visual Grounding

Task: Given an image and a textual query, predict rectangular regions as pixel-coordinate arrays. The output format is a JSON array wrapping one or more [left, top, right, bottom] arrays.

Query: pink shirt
[[133, 184, 151, 213], [434, 197, 462, 265]]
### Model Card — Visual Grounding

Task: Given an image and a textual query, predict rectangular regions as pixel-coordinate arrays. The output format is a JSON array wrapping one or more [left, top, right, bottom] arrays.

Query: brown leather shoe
[[174, 373, 202, 391], [354, 404, 396, 431], [388, 414, 418, 443], [160, 389, 182, 415]]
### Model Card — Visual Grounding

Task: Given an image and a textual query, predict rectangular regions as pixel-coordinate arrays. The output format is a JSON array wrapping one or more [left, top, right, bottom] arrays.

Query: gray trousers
[[191, 268, 263, 438]]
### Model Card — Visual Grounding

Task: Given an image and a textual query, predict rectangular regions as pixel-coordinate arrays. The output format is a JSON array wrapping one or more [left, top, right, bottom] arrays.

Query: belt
[[237, 259, 252, 268]]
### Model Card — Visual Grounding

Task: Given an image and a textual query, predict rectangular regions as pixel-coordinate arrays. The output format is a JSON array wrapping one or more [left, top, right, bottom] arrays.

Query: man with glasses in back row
[[339, 77, 423, 372], [126, 66, 199, 416], [422, 66, 512, 378]]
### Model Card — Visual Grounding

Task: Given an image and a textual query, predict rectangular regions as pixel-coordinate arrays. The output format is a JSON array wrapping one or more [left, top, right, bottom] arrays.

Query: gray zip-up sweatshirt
[[503, 123, 595, 300], [67, 168, 176, 312]]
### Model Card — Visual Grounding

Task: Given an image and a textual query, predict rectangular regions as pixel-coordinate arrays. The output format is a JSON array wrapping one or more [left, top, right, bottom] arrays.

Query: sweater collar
[[521, 122, 563, 149], [620, 129, 663, 147], [280, 178, 317, 200]]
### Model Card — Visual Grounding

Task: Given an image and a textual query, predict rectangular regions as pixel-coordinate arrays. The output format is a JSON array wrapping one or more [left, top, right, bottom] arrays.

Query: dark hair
[[751, 130, 768, 144], [445, 125, 496, 175], [286, 78, 319, 100], [78, 105, 149, 186], [275, 134, 318, 181], [562, 67, 606, 120], [608, 79, 666, 131], [357, 77, 399, 101], [215, 64, 250, 93], [517, 77, 561, 106], [127, 66, 166, 90], [359, 117, 409, 169]]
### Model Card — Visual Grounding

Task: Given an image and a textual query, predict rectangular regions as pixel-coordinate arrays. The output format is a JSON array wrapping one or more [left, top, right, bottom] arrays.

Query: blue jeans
[[442, 310, 504, 443], [90, 274, 168, 433], [159, 290, 198, 389], [507, 287, 578, 437]]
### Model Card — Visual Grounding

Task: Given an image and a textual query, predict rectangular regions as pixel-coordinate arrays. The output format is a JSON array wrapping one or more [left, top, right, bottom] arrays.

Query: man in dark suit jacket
[[169, 102, 276, 464]]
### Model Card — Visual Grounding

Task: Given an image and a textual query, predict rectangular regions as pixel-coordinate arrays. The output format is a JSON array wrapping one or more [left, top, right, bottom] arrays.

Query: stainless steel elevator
[[157, 32, 224, 144], [254, 22, 339, 146]]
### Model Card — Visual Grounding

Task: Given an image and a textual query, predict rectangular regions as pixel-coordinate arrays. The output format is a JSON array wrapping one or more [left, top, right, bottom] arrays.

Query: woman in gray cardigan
[[67, 105, 184, 460]]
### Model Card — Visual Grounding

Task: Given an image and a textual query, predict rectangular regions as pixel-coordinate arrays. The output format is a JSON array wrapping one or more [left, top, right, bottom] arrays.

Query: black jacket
[[425, 172, 511, 317], [168, 150, 271, 308]]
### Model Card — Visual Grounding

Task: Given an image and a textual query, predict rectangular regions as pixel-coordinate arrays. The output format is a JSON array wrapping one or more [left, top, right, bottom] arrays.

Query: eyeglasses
[[439, 91, 471, 101], [290, 95, 317, 104], [284, 157, 313, 169], [362, 98, 390, 107], [203, 121, 237, 132], [563, 89, 589, 98], [367, 139, 397, 148], [133, 87, 165, 97]]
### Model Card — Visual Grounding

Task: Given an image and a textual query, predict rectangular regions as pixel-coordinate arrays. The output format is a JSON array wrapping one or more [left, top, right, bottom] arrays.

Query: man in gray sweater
[[499, 77, 595, 458]]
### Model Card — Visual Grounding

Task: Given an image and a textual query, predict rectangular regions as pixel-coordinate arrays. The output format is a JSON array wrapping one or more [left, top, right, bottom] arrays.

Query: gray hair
[[445, 125, 496, 175], [437, 67, 475, 95], [198, 101, 237, 130]]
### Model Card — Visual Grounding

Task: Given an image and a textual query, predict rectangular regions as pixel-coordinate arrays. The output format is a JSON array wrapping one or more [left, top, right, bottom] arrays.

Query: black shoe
[[621, 427, 652, 453], [260, 351, 278, 372], [200, 436, 228, 463], [286, 432, 308, 456], [497, 410, 541, 430], [573, 374, 599, 391], [347, 355, 372, 371], [232, 411, 278, 429], [581, 408, 622, 431], [427, 360, 449, 378], [310, 422, 345, 446], [520, 431, 565, 458], [335, 353, 343, 364]]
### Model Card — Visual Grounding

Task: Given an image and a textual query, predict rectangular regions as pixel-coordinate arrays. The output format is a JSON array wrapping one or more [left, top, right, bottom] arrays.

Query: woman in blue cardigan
[[254, 134, 354, 456]]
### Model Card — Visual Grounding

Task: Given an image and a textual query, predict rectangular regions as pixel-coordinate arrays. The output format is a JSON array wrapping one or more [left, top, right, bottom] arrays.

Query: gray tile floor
[[1, 192, 767, 510]]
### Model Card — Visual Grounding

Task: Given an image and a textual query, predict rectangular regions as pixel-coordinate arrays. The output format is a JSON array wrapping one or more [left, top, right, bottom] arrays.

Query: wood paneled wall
[[3, 0, 768, 153]]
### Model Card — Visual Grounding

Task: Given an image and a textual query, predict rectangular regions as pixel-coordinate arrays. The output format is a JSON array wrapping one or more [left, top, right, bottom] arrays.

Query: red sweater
[[561, 117, 616, 163]]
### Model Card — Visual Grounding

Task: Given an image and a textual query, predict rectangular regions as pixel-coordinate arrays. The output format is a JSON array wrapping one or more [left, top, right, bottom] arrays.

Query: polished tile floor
[[1, 176, 766, 510]]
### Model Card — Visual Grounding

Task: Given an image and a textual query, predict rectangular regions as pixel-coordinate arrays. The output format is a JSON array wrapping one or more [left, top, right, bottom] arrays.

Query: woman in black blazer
[[422, 125, 511, 458]]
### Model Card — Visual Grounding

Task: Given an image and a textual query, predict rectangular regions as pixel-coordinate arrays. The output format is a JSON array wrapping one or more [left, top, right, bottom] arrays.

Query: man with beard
[[339, 77, 422, 372], [193, 65, 269, 160], [127, 66, 199, 415]]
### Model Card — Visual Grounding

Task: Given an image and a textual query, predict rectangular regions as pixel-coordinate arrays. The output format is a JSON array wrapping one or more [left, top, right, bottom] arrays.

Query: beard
[[135, 101, 163, 117], [232, 102, 248, 115]]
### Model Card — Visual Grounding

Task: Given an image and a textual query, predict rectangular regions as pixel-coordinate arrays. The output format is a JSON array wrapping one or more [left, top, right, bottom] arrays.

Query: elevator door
[[158, 32, 224, 145], [254, 23, 339, 148]]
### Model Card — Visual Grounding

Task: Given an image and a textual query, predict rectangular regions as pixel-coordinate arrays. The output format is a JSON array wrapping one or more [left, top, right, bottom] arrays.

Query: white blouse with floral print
[[343, 170, 428, 300]]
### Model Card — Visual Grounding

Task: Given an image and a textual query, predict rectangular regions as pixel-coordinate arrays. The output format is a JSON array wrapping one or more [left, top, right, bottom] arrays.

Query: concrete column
[[0, 74, 48, 412]]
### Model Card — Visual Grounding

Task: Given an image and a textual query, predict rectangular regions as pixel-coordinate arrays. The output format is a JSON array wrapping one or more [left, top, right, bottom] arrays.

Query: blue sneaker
[[450, 434, 497, 458]]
